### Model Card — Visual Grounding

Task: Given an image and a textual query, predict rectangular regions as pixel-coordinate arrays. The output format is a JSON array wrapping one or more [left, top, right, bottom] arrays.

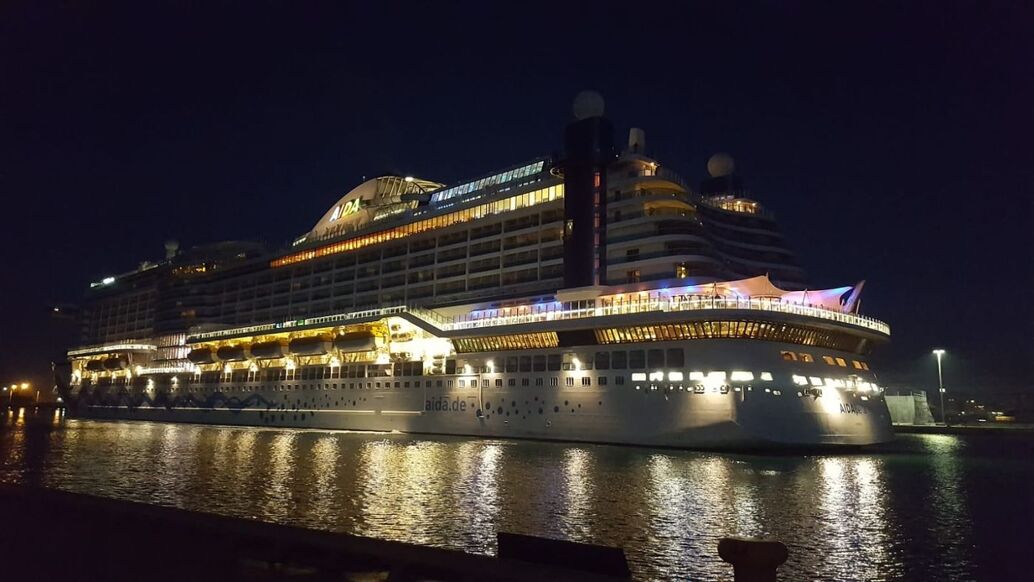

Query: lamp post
[[932, 349, 946, 425]]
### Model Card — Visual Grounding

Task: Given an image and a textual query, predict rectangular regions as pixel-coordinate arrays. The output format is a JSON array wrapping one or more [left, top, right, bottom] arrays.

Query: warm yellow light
[[20, 382, 29, 389]]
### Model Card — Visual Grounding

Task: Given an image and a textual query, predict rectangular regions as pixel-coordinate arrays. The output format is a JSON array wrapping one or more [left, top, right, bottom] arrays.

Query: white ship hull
[[62, 339, 895, 449]]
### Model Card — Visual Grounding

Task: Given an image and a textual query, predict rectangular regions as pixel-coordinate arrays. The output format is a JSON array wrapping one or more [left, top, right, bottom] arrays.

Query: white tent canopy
[[611, 275, 863, 314]]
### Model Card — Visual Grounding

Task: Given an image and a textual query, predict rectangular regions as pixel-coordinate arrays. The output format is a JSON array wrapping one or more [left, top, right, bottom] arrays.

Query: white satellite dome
[[164, 239, 180, 259], [572, 90, 605, 120], [707, 153, 736, 178]]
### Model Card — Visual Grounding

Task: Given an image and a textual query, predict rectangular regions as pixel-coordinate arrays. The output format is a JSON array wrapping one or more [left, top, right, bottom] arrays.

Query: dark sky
[[1, 2, 1031, 394]]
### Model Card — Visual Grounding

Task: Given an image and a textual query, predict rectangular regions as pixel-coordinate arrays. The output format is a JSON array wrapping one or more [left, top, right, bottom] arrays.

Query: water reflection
[[559, 448, 594, 539], [309, 435, 340, 524], [452, 441, 501, 551], [918, 434, 971, 578], [0, 416, 1017, 580], [262, 431, 297, 522]]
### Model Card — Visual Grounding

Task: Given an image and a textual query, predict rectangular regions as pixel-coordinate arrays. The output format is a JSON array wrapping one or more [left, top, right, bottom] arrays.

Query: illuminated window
[[594, 324, 862, 352], [453, 332, 560, 353], [780, 351, 797, 361], [852, 360, 864, 370], [272, 184, 563, 268], [822, 356, 836, 365], [835, 358, 847, 367]]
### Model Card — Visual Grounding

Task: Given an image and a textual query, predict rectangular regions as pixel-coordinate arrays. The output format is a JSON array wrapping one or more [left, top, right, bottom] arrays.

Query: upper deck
[[185, 283, 889, 344]]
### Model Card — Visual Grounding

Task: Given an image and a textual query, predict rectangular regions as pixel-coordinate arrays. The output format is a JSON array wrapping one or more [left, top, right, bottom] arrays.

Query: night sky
[[1, 3, 1030, 394]]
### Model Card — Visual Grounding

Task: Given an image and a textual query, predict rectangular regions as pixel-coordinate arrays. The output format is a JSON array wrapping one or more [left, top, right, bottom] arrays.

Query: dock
[[0, 485, 630, 581]]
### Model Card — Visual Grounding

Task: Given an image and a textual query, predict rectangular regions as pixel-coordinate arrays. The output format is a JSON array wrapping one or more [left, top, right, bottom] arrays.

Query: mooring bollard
[[718, 537, 788, 582]]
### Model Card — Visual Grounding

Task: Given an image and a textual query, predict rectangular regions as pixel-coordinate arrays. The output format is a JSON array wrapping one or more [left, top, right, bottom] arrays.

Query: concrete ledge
[[0, 485, 629, 581]]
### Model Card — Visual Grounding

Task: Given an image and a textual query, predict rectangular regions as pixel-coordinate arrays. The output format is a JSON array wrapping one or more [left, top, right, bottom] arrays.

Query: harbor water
[[1, 411, 1028, 580]]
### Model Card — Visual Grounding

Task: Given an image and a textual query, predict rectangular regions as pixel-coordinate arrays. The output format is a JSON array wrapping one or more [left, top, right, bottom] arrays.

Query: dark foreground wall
[[0, 485, 627, 581]]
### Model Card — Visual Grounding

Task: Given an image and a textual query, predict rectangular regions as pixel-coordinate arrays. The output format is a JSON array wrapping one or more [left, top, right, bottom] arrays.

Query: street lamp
[[932, 349, 946, 425]]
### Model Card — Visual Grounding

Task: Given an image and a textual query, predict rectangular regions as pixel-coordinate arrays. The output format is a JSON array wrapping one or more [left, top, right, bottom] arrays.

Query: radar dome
[[164, 239, 180, 260], [572, 90, 605, 120], [707, 153, 736, 178]]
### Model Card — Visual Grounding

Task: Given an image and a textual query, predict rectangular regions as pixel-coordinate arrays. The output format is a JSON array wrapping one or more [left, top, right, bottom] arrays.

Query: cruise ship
[[56, 93, 894, 448]]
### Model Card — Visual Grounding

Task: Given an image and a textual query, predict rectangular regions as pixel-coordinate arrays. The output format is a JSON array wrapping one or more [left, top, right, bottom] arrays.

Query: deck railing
[[443, 296, 890, 335], [185, 294, 889, 343]]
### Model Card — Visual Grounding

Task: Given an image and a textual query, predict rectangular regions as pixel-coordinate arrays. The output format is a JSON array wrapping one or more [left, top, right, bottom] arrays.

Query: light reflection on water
[[1, 415, 1028, 580]]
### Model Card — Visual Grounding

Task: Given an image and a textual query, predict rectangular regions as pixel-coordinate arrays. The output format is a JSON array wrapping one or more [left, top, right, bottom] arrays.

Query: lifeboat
[[85, 360, 106, 372], [103, 357, 128, 370], [216, 345, 247, 362], [248, 341, 284, 359], [288, 336, 330, 355], [333, 332, 376, 353], [187, 347, 217, 364]]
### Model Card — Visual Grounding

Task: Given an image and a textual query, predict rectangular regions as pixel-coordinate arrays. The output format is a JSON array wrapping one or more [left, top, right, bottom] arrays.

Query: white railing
[[136, 365, 193, 375], [188, 305, 407, 341], [67, 342, 157, 357], [438, 295, 889, 337], [441, 296, 890, 335], [187, 294, 889, 344]]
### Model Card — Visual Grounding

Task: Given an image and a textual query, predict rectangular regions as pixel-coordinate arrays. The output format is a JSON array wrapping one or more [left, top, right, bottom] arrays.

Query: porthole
[[554, 406, 560, 413]]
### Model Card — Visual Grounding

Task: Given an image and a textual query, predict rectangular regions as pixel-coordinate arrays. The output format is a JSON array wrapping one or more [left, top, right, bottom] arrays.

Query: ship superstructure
[[58, 94, 893, 448]]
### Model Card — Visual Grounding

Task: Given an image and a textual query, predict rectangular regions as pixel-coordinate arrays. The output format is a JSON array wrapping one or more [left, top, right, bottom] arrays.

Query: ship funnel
[[628, 128, 646, 153], [562, 92, 615, 288]]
